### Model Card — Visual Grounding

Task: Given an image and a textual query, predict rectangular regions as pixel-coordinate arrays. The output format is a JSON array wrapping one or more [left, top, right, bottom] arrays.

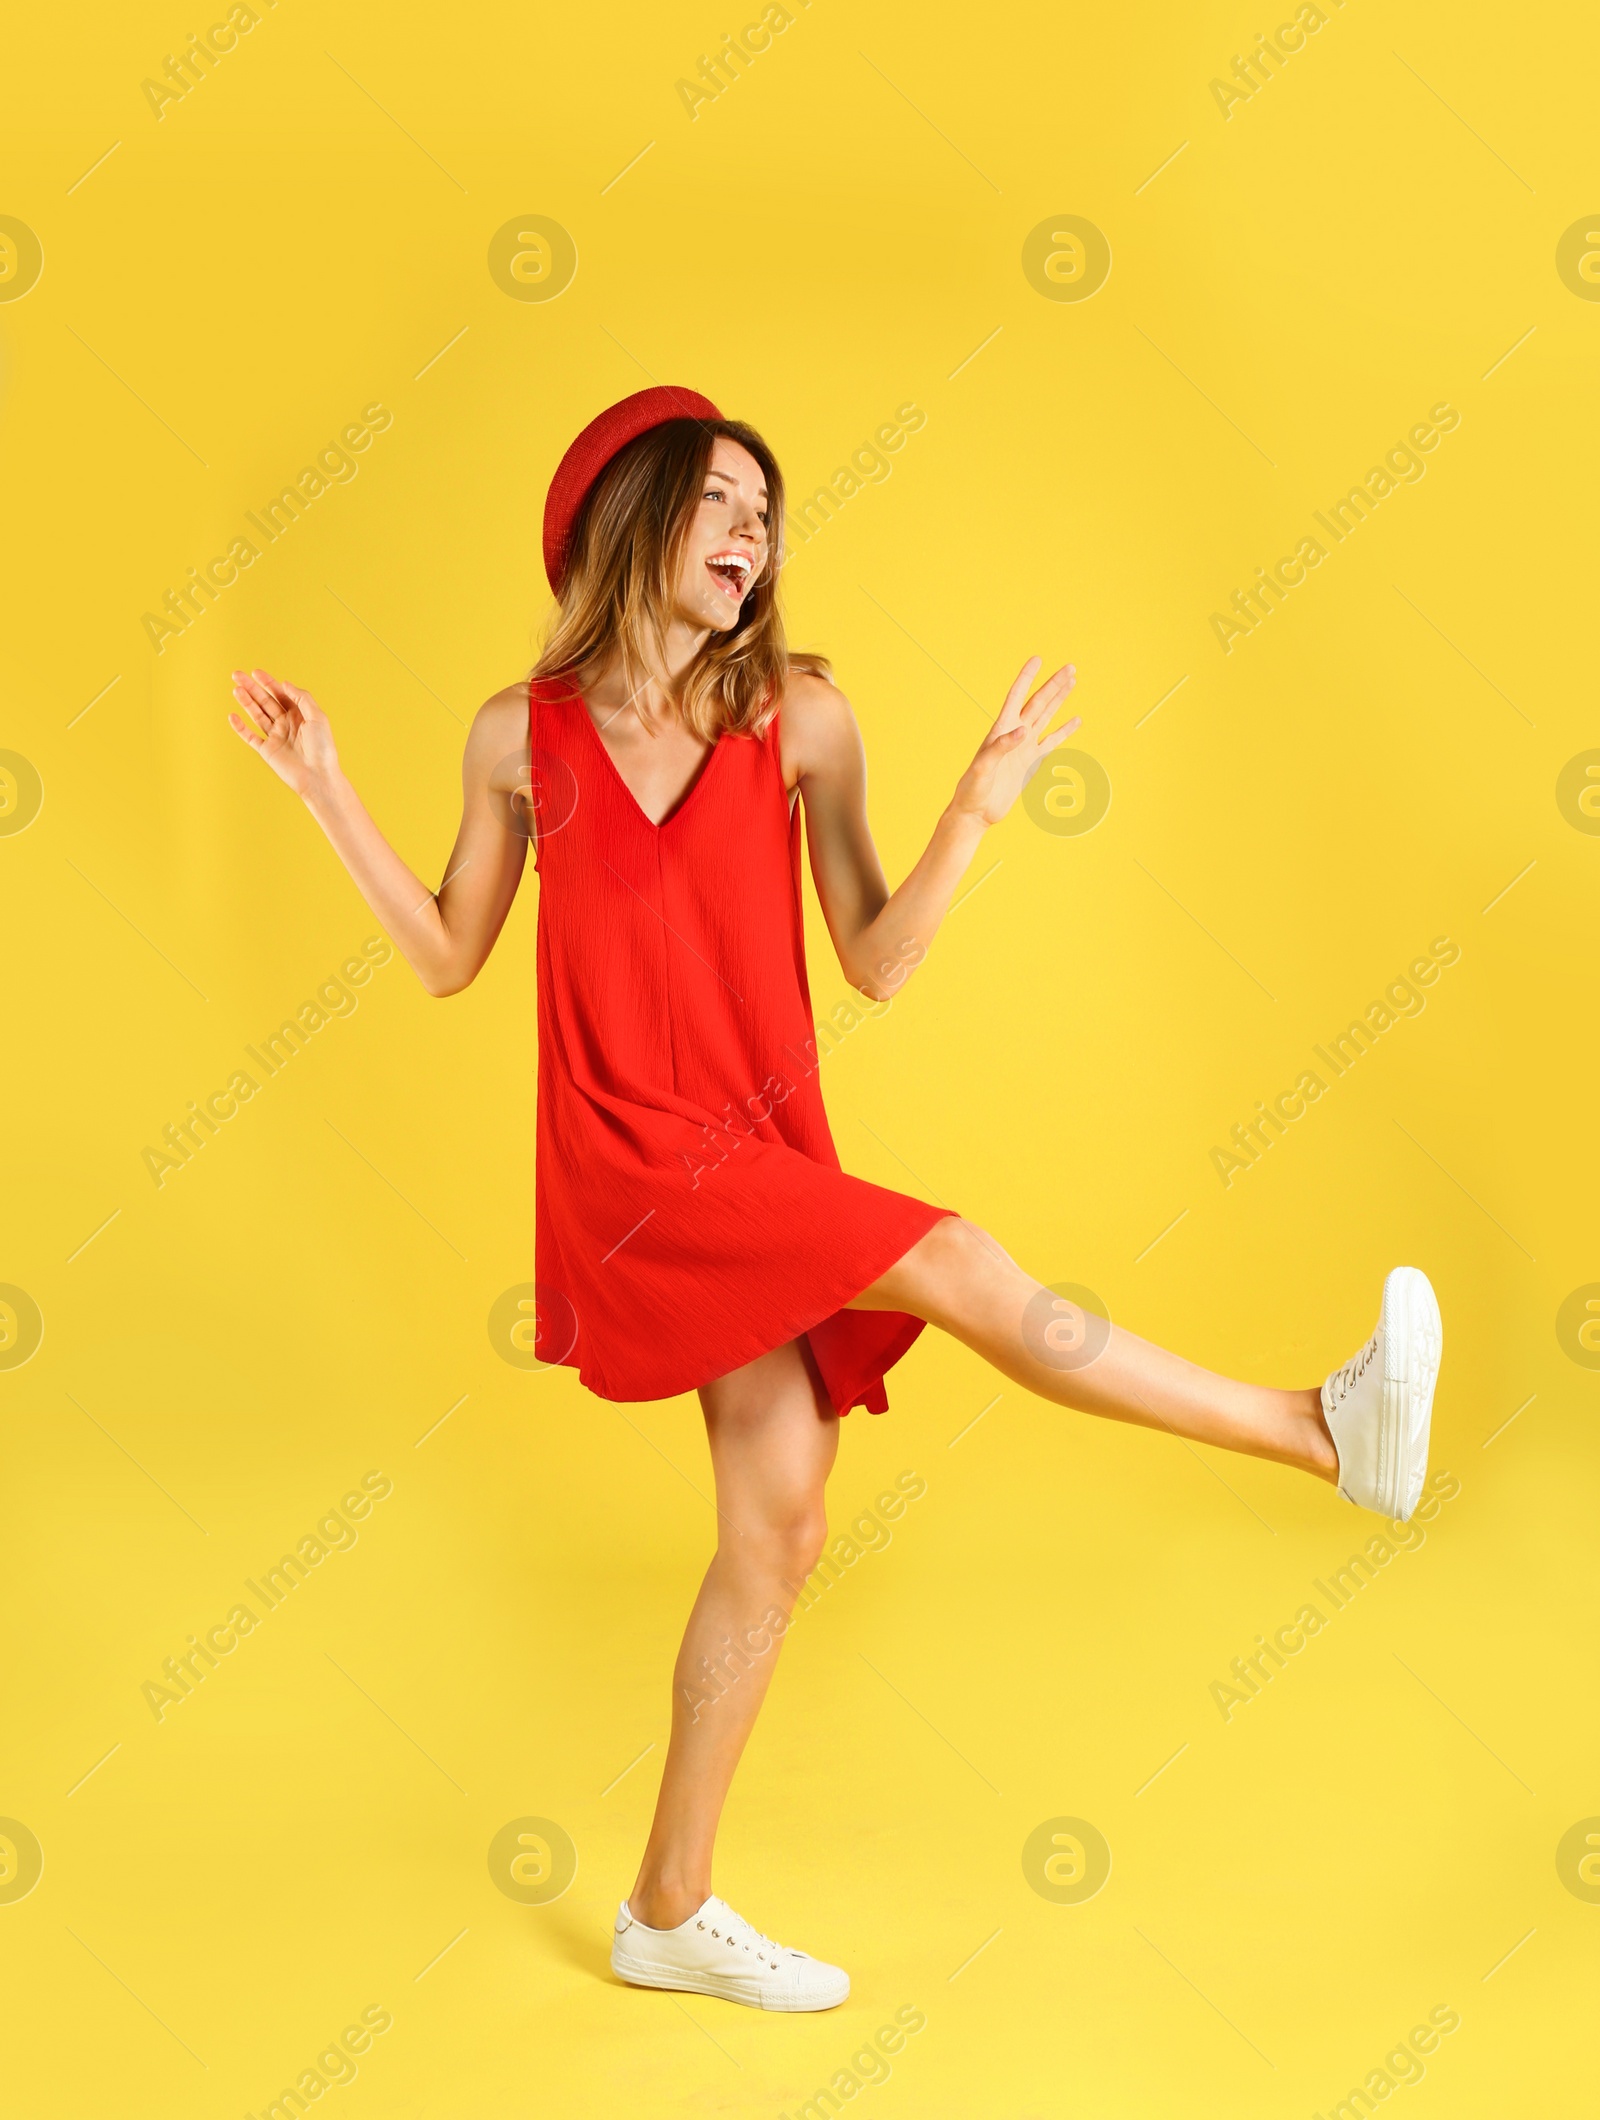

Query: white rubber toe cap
[[1323, 1266, 1442, 1520]]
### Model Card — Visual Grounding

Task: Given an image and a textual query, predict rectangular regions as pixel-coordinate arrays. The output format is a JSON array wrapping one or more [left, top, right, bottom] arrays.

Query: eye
[[704, 486, 725, 503]]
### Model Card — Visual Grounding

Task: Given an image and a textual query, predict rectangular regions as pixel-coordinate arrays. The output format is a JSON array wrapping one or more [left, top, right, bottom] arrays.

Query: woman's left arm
[[783, 657, 1078, 1001]]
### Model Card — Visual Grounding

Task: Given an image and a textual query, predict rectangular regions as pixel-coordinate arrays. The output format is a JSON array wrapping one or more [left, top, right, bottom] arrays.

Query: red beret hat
[[542, 384, 723, 592]]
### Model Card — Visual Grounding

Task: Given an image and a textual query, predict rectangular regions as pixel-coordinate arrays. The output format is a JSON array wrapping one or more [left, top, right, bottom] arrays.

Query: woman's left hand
[[950, 657, 1080, 828]]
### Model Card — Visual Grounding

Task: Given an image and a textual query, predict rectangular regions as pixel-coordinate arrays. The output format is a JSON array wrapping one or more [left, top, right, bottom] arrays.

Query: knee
[[774, 1503, 830, 1583], [939, 1216, 1010, 1266], [900, 1215, 1014, 1318], [737, 1502, 828, 1586]]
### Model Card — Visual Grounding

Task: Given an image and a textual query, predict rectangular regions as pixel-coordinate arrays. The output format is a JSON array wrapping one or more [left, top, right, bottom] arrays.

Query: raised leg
[[847, 1217, 1339, 1481], [627, 1335, 837, 1930]]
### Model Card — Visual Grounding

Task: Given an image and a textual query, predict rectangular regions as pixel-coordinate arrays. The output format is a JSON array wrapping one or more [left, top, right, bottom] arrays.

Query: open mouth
[[706, 551, 755, 600]]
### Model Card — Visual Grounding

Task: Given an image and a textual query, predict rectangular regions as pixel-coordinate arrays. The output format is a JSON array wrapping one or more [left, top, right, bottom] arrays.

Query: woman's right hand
[[228, 668, 342, 798]]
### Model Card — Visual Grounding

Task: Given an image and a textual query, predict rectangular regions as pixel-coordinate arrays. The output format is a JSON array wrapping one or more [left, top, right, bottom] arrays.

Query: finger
[[277, 675, 324, 725], [233, 671, 284, 725], [250, 668, 312, 718], [1022, 665, 1076, 726], [982, 723, 1032, 752], [995, 655, 1043, 731], [227, 711, 266, 750], [230, 685, 275, 735], [250, 667, 300, 712], [1043, 715, 1082, 750], [230, 669, 273, 711], [1030, 664, 1076, 717], [1000, 655, 1043, 725]]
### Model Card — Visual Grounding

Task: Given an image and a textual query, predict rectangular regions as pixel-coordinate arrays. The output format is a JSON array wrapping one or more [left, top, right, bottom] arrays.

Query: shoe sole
[[610, 1950, 849, 2012], [1381, 1266, 1442, 1521]]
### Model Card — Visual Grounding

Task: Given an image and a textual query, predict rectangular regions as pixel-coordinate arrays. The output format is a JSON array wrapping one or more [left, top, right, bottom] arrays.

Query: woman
[[228, 384, 1442, 2014]]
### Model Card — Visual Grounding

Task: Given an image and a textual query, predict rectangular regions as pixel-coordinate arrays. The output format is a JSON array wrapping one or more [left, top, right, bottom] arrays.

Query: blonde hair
[[533, 416, 829, 741]]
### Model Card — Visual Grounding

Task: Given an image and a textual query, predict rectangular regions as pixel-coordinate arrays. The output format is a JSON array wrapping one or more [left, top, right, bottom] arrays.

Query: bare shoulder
[[466, 680, 532, 788], [474, 680, 532, 738], [778, 668, 863, 788]]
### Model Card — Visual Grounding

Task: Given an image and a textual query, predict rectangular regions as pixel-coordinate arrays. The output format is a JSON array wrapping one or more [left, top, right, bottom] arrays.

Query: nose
[[729, 493, 765, 541]]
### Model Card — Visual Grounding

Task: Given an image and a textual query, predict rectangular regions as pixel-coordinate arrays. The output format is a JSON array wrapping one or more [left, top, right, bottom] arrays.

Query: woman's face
[[673, 437, 770, 632]]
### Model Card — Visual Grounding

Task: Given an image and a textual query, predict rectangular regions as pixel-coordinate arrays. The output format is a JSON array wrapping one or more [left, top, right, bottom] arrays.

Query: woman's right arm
[[228, 666, 533, 997]]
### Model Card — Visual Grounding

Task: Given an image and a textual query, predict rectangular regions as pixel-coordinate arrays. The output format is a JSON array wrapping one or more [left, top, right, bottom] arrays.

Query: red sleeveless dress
[[527, 675, 953, 1413]]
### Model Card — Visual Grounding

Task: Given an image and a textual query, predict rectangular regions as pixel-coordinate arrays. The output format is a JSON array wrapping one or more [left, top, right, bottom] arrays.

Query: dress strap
[[527, 674, 543, 872], [763, 695, 793, 807], [527, 673, 584, 870]]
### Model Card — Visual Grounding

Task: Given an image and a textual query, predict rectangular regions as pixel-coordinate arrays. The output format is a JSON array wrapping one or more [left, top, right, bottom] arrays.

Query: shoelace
[[696, 1906, 785, 1966], [1330, 1330, 1379, 1405]]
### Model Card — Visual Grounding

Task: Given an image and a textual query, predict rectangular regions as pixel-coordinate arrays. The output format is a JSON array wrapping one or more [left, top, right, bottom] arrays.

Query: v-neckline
[[571, 688, 728, 832]]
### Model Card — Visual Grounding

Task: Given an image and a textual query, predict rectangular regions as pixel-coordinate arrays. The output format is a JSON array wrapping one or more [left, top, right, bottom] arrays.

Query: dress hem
[[551, 1204, 957, 1415]]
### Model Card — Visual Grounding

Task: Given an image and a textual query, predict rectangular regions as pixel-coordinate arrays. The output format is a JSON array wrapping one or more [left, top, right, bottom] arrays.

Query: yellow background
[[3, 0, 1596, 2111]]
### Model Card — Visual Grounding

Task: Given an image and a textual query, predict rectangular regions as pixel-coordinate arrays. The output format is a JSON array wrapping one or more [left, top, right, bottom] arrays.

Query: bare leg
[[847, 1218, 1339, 1481], [627, 1336, 837, 1930]]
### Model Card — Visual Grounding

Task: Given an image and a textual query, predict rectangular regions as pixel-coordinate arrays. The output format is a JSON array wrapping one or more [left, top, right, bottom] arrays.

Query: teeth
[[710, 553, 752, 576]]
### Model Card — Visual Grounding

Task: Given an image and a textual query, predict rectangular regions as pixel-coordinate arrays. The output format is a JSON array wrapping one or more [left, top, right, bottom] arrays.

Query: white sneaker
[[610, 1894, 850, 2011], [1321, 1266, 1442, 1521]]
